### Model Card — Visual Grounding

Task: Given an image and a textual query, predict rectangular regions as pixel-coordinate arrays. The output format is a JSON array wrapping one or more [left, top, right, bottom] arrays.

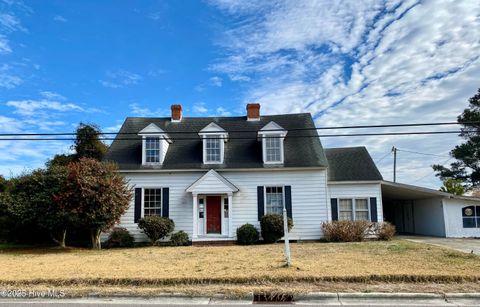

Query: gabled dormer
[[138, 123, 171, 165], [258, 121, 287, 164], [198, 122, 228, 164]]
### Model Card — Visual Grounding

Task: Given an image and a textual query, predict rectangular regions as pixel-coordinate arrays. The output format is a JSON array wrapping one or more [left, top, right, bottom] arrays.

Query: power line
[[0, 130, 471, 141], [375, 151, 392, 164], [412, 157, 454, 183], [0, 121, 479, 137], [396, 148, 450, 158]]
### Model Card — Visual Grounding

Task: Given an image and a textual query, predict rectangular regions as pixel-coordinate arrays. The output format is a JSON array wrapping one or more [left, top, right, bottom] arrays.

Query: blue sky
[[1, 0, 480, 188]]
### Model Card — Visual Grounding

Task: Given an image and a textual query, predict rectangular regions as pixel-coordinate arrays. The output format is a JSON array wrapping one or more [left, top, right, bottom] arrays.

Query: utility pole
[[283, 207, 291, 267], [392, 146, 397, 182]]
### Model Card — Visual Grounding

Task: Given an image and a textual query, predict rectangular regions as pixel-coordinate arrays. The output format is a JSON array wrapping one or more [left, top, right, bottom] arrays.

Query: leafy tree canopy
[[433, 88, 480, 189], [73, 123, 109, 161], [440, 178, 465, 196], [56, 158, 132, 249]]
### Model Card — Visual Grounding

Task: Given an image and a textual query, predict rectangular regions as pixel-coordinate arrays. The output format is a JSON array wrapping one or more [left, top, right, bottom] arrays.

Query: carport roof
[[381, 181, 480, 202]]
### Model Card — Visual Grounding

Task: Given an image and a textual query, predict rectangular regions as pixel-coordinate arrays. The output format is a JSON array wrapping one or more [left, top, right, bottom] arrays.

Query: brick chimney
[[246, 103, 260, 121], [171, 104, 182, 122]]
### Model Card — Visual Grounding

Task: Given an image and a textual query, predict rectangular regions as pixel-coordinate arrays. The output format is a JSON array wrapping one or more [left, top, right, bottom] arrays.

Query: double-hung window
[[265, 136, 282, 162], [143, 188, 162, 217], [265, 186, 284, 214], [338, 198, 370, 221], [205, 136, 221, 163], [145, 137, 160, 163]]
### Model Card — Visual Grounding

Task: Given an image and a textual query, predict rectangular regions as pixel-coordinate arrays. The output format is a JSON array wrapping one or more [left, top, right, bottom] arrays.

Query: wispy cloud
[[53, 15, 67, 22], [209, 76, 222, 87], [99, 70, 142, 88], [210, 0, 480, 188], [192, 102, 208, 113], [0, 12, 25, 32], [129, 103, 169, 117], [0, 64, 23, 88], [0, 34, 11, 53], [6, 99, 84, 116]]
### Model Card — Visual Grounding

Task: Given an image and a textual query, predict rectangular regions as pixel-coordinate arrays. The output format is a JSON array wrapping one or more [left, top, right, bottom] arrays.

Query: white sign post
[[283, 207, 291, 267]]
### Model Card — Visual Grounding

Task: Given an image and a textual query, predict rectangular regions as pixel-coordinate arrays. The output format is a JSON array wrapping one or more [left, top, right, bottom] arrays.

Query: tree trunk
[[51, 228, 67, 248], [90, 228, 102, 250]]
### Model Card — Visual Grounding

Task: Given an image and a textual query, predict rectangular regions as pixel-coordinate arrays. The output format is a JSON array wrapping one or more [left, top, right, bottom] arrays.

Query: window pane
[[356, 211, 369, 221], [355, 199, 368, 210], [145, 137, 160, 163], [463, 217, 476, 228], [339, 199, 353, 221], [206, 136, 221, 162], [265, 136, 281, 162], [144, 188, 162, 217], [266, 186, 284, 214]]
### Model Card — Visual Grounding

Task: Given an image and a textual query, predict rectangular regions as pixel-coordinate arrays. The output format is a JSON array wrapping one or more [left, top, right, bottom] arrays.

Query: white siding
[[118, 169, 328, 241], [443, 198, 480, 238], [412, 198, 446, 237], [328, 183, 383, 223]]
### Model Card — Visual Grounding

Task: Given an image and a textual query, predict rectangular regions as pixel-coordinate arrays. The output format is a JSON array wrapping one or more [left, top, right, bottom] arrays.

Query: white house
[[105, 104, 480, 242]]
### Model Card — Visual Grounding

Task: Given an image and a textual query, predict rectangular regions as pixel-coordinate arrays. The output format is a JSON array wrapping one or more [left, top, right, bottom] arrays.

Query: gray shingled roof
[[325, 147, 383, 181], [105, 113, 328, 170]]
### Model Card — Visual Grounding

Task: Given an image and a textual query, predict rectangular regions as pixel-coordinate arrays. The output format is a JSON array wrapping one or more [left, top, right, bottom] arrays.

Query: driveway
[[399, 235, 480, 254]]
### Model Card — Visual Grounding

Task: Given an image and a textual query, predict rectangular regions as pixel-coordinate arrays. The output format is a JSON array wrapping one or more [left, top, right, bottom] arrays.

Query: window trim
[[260, 134, 286, 164], [141, 135, 164, 165], [264, 185, 286, 215], [336, 197, 371, 221], [141, 187, 163, 218], [201, 134, 227, 164]]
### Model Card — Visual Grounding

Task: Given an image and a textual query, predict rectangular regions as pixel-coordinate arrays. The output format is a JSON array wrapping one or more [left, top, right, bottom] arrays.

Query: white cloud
[[129, 103, 170, 117], [0, 64, 22, 88], [192, 102, 208, 113], [215, 107, 231, 117], [53, 15, 67, 22], [210, 0, 480, 188], [39, 91, 66, 101], [99, 70, 142, 88], [6, 99, 84, 116], [0, 12, 25, 32], [209, 76, 222, 87], [0, 34, 11, 53]]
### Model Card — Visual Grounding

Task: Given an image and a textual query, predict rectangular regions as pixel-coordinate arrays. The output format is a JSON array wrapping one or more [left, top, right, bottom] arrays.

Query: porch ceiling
[[381, 181, 448, 200]]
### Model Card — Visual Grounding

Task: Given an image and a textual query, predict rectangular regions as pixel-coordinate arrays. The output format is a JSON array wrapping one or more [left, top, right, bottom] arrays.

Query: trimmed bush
[[260, 213, 294, 243], [138, 216, 175, 245], [170, 231, 190, 246], [104, 227, 134, 248], [377, 222, 396, 241], [236, 223, 259, 245], [321, 220, 370, 242]]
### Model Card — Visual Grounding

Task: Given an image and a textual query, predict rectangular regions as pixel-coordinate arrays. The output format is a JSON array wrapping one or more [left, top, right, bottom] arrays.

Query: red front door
[[206, 196, 222, 234]]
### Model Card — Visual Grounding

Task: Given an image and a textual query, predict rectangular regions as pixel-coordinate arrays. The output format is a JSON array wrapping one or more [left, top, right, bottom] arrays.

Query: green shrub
[[377, 222, 396, 241], [138, 216, 175, 245], [170, 231, 190, 246], [104, 227, 134, 248], [260, 214, 293, 243], [321, 220, 370, 242], [236, 223, 259, 245]]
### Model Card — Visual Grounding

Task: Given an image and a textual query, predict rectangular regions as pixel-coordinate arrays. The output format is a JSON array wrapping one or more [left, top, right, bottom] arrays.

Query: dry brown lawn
[[1, 240, 479, 296]]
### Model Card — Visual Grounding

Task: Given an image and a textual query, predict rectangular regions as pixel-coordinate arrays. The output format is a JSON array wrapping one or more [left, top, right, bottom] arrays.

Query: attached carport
[[381, 181, 480, 238]]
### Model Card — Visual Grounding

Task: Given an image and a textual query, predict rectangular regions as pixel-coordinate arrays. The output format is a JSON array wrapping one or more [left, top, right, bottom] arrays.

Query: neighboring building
[[105, 104, 480, 242]]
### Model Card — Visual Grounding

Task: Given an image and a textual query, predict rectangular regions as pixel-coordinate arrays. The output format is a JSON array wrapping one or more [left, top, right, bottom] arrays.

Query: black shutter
[[162, 188, 169, 218], [257, 186, 264, 221], [331, 198, 338, 221], [370, 197, 378, 222], [285, 186, 292, 219], [134, 188, 142, 223]]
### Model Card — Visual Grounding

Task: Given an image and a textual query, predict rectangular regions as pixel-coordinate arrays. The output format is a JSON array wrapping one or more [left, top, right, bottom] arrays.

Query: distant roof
[[105, 113, 328, 170], [325, 147, 383, 181]]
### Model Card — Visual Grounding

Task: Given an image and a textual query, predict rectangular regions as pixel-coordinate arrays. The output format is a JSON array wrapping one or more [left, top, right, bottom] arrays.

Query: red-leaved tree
[[56, 158, 132, 249]]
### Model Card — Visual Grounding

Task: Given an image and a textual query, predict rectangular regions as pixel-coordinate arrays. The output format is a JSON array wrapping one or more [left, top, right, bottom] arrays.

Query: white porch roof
[[186, 169, 239, 194]]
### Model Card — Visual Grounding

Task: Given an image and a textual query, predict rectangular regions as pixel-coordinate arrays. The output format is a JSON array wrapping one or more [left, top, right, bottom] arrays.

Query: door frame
[[205, 195, 223, 234]]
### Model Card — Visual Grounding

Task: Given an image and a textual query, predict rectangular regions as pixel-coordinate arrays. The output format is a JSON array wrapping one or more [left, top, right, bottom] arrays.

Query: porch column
[[228, 193, 233, 238], [192, 193, 198, 239]]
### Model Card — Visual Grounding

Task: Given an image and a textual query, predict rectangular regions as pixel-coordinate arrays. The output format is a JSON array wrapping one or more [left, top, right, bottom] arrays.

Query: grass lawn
[[1, 239, 479, 296]]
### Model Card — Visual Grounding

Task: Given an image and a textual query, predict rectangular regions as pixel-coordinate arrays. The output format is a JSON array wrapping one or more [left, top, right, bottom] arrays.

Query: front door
[[206, 196, 222, 234]]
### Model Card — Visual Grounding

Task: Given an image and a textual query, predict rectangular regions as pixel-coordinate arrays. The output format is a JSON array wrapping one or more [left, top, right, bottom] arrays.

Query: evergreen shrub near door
[[236, 223, 259, 245], [104, 227, 134, 248], [321, 220, 370, 242], [138, 216, 175, 245], [170, 231, 190, 246], [260, 213, 294, 243]]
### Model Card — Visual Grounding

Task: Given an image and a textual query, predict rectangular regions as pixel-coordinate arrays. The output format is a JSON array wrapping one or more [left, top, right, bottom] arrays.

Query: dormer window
[[258, 121, 287, 164], [139, 123, 171, 165], [199, 123, 228, 164], [145, 137, 161, 163]]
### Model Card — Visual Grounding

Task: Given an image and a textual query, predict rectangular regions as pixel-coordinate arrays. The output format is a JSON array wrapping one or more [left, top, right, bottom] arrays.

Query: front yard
[[1, 240, 480, 296]]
